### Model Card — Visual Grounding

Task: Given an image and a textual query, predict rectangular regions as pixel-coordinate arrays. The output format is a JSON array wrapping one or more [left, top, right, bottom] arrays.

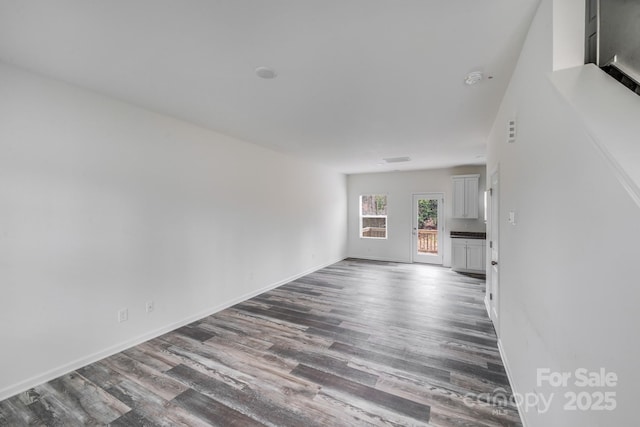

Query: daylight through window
[[360, 195, 388, 239]]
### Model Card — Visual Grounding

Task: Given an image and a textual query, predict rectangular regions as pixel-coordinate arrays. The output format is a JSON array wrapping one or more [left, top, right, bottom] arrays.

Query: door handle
[[491, 261, 498, 266]]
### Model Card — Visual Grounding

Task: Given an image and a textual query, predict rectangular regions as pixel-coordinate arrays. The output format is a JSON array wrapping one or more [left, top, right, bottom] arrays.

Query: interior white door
[[489, 169, 500, 332], [412, 193, 444, 264]]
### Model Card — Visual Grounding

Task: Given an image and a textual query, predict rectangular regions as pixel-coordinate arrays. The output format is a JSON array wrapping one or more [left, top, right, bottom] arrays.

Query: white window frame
[[359, 195, 388, 239]]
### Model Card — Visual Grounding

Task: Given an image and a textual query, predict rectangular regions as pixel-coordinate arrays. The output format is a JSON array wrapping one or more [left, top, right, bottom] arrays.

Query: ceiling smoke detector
[[255, 66, 277, 79], [464, 71, 483, 85]]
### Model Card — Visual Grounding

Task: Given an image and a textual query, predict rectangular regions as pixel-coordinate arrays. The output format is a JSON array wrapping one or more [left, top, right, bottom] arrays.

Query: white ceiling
[[0, 0, 539, 174]]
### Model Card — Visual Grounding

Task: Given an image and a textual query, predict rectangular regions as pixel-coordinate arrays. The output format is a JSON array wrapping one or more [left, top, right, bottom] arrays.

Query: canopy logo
[[536, 368, 617, 412], [463, 368, 617, 414]]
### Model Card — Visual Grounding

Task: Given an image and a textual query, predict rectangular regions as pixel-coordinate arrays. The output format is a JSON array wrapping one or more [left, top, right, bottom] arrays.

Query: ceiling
[[0, 0, 539, 174]]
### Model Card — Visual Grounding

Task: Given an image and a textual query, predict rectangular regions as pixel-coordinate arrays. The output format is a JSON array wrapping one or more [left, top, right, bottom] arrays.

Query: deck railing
[[418, 229, 438, 253], [363, 228, 437, 253], [362, 227, 386, 238]]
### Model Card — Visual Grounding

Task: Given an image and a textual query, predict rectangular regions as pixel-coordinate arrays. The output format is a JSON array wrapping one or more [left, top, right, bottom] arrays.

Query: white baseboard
[[497, 338, 530, 427], [0, 258, 343, 401]]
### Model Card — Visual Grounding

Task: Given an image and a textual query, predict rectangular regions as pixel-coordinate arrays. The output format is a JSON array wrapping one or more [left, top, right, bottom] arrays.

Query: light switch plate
[[507, 119, 517, 143]]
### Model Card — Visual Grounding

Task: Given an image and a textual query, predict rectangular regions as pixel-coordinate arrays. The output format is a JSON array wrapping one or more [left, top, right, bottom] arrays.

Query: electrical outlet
[[117, 308, 128, 323], [146, 301, 154, 313]]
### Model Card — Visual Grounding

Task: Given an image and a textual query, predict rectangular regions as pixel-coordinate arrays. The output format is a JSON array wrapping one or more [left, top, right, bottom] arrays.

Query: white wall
[[347, 167, 486, 265], [0, 62, 347, 400], [487, 1, 639, 425], [552, 0, 585, 71]]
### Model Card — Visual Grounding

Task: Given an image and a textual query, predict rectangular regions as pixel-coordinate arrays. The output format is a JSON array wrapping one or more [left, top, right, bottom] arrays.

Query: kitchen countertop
[[450, 231, 486, 239]]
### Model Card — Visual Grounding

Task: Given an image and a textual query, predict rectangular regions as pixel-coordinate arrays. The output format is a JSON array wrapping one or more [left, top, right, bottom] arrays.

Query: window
[[360, 194, 387, 239]]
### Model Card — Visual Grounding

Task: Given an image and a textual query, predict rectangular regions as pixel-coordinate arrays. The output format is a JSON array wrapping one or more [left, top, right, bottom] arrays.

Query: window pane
[[361, 195, 387, 215], [361, 217, 387, 238], [417, 199, 437, 229]]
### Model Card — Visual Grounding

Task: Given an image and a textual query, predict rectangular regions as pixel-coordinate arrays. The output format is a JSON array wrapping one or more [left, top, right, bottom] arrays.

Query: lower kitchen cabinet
[[451, 238, 486, 273]]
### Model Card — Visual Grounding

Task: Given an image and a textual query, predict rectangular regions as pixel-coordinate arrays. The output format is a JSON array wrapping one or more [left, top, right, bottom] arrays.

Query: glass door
[[412, 193, 444, 264]]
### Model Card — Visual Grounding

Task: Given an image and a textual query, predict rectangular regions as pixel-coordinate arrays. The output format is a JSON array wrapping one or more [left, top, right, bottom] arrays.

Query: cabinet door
[[452, 178, 466, 218], [466, 241, 485, 271], [464, 176, 479, 219], [451, 240, 467, 270]]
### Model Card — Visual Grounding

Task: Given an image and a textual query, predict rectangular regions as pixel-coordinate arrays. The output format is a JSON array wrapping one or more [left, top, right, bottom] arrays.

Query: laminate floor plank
[[171, 388, 265, 427], [269, 343, 380, 387], [0, 394, 46, 426], [344, 338, 507, 385], [122, 346, 176, 373], [292, 364, 431, 422], [42, 373, 129, 424], [99, 353, 188, 401], [0, 259, 521, 426], [163, 346, 366, 426], [162, 341, 323, 403], [166, 364, 325, 427], [312, 388, 429, 427], [104, 376, 213, 427], [108, 410, 158, 427]]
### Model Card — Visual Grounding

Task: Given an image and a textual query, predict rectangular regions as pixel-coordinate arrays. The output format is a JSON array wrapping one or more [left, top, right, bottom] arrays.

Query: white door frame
[[411, 193, 444, 264], [487, 166, 500, 335]]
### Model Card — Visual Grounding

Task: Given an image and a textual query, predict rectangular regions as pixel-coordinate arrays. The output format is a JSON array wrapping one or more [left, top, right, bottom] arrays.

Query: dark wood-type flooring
[[0, 259, 521, 426]]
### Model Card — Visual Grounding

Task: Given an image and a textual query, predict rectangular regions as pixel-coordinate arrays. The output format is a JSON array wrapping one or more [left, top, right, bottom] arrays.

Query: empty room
[[1, 1, 638, 426]]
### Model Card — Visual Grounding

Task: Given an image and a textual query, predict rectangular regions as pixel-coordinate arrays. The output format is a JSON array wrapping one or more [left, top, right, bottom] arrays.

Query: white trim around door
[[488, 167, 500, 335]]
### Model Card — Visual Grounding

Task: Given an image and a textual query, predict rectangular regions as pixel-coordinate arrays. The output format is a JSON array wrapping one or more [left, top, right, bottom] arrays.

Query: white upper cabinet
[[452, 174, 480, 219]]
